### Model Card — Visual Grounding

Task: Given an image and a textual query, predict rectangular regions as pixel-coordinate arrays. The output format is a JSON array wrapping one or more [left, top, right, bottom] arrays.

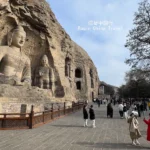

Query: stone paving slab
[[0, 104, 150, 150]]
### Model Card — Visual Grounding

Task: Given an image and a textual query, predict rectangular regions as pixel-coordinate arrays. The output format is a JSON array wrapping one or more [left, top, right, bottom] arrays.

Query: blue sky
[[47, 0, 141, 87]]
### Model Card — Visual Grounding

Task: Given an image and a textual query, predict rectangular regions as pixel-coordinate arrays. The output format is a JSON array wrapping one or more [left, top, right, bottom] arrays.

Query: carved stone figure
[[0, 25, 31, 85], [0, 0, 100, 103], [35, 55, 53, 89], [90, 69, 94, 88]]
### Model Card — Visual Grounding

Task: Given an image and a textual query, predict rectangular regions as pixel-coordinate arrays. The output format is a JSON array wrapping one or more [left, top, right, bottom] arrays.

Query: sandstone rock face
[[0, 0, 99, 112]]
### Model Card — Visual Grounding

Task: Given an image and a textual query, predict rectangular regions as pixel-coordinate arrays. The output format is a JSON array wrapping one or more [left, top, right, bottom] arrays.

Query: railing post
[[58, 106, 60, 117], [72, 101, 74, 112], [43, 112, 45, 123], [2, 114, 6, 128], [29, 105, 34, 129], [68, 106, 70, 113], [51, 103, 53, 119], [64, 102, 66, 115]]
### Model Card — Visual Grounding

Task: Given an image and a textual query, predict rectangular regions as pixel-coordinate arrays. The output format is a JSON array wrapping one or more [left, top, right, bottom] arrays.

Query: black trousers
[[119, 111, 123, 117]]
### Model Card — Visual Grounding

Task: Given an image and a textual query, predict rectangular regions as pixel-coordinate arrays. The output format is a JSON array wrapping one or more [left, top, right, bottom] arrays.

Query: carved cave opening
[[91, 79, 94, 88], [75, 68, 82, 78], [76, 81, 81, 90], [65, 57, 71, 77]]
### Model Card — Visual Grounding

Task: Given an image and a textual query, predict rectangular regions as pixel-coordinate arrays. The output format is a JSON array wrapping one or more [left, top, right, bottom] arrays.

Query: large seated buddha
[[0, 25, 31, 85]]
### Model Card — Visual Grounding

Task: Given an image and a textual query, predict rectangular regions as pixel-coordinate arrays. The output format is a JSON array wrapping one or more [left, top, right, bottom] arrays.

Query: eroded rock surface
[[0, 0, 99, 113]]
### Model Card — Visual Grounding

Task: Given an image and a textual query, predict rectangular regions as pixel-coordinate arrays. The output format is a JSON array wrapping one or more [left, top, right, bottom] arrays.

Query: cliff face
[[0, 0, 99, 101]]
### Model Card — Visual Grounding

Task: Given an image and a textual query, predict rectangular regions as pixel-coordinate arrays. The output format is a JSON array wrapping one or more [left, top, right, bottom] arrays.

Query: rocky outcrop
[[0, 0, 99, 113]]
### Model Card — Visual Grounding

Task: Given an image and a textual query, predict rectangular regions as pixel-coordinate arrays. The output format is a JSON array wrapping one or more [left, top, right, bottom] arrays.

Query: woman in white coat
[[127, 111, 141, 145]]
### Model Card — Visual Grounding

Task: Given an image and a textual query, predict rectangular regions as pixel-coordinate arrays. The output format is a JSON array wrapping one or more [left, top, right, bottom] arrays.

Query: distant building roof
[[100, 81, 118, 88]]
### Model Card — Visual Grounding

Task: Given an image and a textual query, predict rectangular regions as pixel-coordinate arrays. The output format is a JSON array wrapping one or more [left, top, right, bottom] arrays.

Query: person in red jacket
[[143, 113, 150, 141]]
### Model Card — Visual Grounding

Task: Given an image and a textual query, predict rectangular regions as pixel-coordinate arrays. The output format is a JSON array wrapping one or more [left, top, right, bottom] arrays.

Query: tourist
[[103, 98, 106, 105], [140, 102, 144, 116], [136, 101, 141, 117], [97, 98, 100, 108], [143, 113, 150, 142], [148, 100, 150, 111], [89, 105, 96, 128], [93, 98, 96, 103], [143, 100, 147, 111], [130, 103, 136, 113], [134, 107, 139, 117], [123, 103, 127, 119], [127, 111, 141, 145], [83, 104, 88, 127], [107, 102, 113, 118], [113, 99, 116, 106], [118, 102, 124, 118], [85, 100, 89, 104]]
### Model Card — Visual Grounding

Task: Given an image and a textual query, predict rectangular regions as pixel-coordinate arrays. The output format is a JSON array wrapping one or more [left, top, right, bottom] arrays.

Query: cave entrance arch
[[75, 68, 82, 78], [76, 81, 81, 90]]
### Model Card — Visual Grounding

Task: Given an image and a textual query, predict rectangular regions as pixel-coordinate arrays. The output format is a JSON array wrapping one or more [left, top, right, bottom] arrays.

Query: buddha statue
[[0, 25, 31, 85], [35, 55, 53, 89]]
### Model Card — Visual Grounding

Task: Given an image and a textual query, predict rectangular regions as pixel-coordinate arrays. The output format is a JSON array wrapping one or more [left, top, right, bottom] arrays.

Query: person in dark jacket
[[143, 100, 147, 111], [140, 102, 144, 116], [83, 105, 88, 127], [97, 98, 101, 108], [136, 102, 141, 117], [107, 102, 113, 118], [89, 105, 96, 128]]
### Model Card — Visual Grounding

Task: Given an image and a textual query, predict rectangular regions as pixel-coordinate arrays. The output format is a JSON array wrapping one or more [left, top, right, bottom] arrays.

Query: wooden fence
[[0, 101, 84, 130]]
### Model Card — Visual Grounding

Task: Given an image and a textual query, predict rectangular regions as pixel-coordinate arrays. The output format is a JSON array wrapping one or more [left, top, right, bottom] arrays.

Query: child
[[89, 105, 96, 128], [143, 113, 150, 141], [83, 104, 88, 127]]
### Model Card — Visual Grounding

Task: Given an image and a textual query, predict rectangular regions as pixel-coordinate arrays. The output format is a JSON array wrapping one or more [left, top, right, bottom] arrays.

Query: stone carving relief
[[0, 25, 31, 85], [90, 69, 94, 88], [0, 0, 99, 102], [65, 57, 71, 78], [35, 54, 54, 90]]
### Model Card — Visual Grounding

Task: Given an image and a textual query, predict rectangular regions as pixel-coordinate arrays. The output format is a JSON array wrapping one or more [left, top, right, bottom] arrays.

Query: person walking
[[123, 103, 127, 119], [127, 111, 141, 145], [89, 105, 96, 128], [140, 102, 144, 117], [148, 100, 150, 111], [143, 113, 150, 142], [97, 98, 100, 108], [143, 100, 147, 111], [118, 102, 124, 118], [113, 99, 116, 106], [136, 101, 141, 117], [83, 105, 88, 127], [107, 102, 113, 118]]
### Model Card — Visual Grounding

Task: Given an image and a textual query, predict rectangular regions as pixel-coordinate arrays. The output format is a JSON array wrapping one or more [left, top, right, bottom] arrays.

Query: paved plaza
[[0, 104, 150, 150]]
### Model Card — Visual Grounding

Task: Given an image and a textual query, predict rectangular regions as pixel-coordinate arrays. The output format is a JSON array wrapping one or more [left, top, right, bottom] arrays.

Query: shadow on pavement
[[140, 130, 147, 135], [52, 125, 83, 128], [76, 142, 150, 149]]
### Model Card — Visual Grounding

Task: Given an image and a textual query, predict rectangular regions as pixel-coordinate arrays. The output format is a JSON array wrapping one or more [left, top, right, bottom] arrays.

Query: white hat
[[132, 111, 138, 116]]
